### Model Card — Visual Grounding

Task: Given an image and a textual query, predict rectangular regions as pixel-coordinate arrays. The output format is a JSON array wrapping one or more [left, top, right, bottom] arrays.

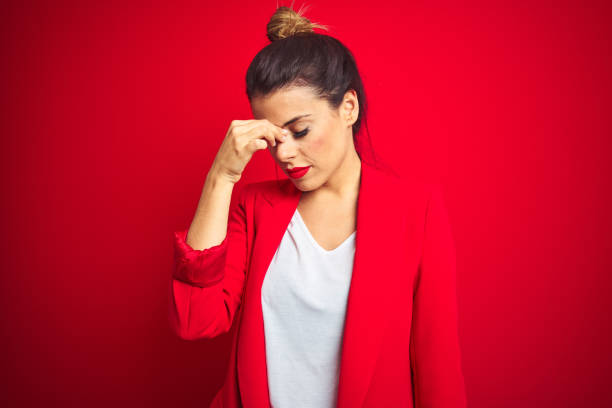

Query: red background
[[1, 0, 611, 406]]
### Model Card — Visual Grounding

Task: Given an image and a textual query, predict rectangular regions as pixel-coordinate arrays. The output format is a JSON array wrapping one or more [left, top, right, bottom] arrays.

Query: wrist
[[207, 166, 239, 187]]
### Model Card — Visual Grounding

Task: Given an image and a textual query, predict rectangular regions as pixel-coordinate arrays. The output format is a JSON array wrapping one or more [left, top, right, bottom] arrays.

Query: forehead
[[250, 86, 323, 124]]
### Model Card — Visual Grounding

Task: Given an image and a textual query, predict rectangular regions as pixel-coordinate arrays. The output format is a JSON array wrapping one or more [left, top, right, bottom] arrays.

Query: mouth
[[286, 165, 311, 179]]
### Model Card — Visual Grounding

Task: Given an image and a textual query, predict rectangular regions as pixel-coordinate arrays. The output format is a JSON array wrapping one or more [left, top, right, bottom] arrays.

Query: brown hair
[[246, 3, 397, 177], [266, 4, 329, 41]]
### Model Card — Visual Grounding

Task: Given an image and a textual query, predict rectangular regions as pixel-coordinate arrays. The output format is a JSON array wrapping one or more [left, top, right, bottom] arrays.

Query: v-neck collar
[[293, 207, 356, 254]]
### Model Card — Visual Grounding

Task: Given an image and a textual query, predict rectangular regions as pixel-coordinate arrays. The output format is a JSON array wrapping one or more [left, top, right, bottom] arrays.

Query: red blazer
[[169, 160, 467, 407]]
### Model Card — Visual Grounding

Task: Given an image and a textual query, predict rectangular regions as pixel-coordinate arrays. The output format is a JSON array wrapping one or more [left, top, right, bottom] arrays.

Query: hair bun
[[266, 4, 328, 42]]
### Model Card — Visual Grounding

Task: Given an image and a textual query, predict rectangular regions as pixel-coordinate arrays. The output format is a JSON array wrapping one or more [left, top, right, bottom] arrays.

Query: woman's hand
[[210, 119, 287, 184]]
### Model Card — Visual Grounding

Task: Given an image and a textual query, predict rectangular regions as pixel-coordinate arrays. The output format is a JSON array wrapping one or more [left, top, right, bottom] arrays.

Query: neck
[[313, 145, 362, 201]]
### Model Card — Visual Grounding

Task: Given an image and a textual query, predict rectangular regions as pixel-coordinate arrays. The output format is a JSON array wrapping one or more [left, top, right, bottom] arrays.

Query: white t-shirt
[[261, 208, 356, 408]]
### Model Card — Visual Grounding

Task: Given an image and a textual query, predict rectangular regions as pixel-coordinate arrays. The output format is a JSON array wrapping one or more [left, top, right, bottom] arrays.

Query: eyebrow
[[283, 114, 311, 127]]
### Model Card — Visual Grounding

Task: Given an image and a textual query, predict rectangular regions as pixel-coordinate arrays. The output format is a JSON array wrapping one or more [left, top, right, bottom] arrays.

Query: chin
[[290, 178, 318, 192]]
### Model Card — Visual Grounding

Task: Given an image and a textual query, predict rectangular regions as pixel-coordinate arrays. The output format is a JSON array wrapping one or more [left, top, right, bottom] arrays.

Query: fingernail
[[281, 129, 289, 134]]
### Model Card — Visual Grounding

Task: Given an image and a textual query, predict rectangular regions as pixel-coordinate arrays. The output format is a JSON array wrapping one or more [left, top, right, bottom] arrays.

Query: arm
[[168, 178, 250, 340], [409, 184, 467, 407]]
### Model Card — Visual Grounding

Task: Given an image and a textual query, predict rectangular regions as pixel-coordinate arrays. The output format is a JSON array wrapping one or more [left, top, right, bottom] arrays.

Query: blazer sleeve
[[409, 184, 468, 407], [168, 184, 249, 340]]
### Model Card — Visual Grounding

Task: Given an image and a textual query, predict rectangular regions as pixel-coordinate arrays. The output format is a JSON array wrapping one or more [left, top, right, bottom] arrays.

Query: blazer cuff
[[172, 229, 228, 288]]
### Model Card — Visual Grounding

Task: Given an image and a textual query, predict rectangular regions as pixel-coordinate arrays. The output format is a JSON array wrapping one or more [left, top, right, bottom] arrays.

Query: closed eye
[[293, 127, 309, 138]]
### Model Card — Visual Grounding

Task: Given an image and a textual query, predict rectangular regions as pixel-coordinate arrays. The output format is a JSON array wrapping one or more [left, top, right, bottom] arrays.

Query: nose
[[271, 135, 296, 163]]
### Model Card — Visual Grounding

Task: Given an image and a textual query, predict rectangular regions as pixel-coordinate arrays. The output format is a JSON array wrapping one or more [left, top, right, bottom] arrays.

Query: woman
[[169, 5, 467, 408]]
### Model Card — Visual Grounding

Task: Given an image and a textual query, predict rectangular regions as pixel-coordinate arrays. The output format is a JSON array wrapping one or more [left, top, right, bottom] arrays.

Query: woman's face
[[250, 85, 358, 192]]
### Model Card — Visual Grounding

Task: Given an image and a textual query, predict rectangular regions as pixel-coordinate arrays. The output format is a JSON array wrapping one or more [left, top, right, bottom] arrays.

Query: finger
[[261, 126, 281, 148], [229, 119, 250, 128], [246, 122, 282, 148], [239, 120, 286, 146], [231, 121, 271, 149], [249, 138, 268, 152]]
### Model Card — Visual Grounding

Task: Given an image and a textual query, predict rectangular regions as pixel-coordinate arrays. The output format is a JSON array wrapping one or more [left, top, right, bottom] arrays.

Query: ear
[[341, 89, 359, 128]]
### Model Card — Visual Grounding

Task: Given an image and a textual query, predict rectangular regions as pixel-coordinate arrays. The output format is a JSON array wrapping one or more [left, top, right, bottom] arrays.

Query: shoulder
[[373, 166, 432, 204], [368, 164, 448, 225], [242, 178, 286, 194], [364, 161, 428, 192], [236, 178, 290, 204]]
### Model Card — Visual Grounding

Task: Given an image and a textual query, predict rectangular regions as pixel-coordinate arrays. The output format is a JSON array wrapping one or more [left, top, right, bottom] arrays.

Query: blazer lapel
[[335, 162, 400, 408], [237, 177, 302, 408], [236, 161, 399, 408]]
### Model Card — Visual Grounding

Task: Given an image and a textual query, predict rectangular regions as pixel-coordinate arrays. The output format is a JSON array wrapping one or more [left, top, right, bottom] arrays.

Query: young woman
[[169, 5, 467, 408]]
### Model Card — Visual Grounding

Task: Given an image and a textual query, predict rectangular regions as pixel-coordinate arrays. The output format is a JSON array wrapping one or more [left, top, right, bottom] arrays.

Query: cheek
[[312, 126, 337, 153], [311, 136, 325, 150], [307, 125, 338, 156], [306, 132, 326, 153]]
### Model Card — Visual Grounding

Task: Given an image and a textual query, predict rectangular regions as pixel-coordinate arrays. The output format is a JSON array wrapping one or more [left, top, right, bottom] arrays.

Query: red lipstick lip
[[287, 165, 311, 179]]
